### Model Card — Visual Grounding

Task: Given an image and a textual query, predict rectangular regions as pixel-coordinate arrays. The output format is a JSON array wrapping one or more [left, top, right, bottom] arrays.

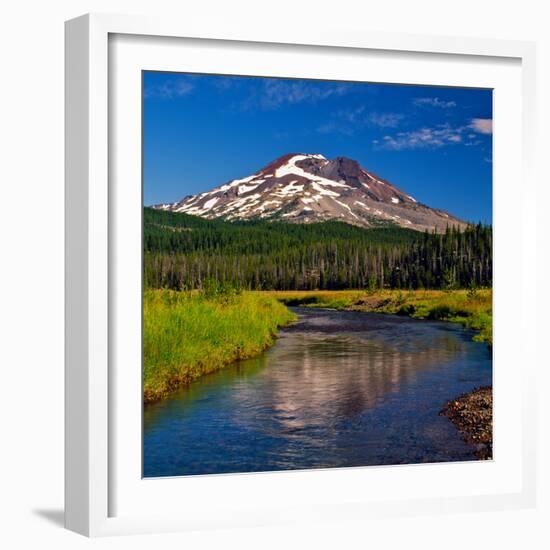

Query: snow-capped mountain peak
[[154, 153, 465, 232]]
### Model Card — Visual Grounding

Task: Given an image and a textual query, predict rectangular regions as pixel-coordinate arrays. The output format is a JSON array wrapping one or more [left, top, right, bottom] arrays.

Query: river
[[143, 307, 492, 477]]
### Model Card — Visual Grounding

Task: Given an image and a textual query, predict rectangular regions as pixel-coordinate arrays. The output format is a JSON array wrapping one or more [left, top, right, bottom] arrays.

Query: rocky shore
[[440, 386, 493, 460]]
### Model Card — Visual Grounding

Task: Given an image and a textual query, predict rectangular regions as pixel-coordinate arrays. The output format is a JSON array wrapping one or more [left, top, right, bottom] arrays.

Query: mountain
[[153, 153, 466, 232]]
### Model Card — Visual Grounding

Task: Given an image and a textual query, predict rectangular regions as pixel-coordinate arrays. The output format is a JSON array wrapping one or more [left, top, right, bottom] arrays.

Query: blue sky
[[143, 72, 493, 223]]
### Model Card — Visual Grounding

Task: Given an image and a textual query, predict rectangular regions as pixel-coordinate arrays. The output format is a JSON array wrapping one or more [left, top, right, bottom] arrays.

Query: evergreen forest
[[144, 207, 492, 291]]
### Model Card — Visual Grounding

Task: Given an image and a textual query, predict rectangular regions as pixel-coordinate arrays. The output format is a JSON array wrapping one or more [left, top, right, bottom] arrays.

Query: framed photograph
[[65, 13, 537, 536]]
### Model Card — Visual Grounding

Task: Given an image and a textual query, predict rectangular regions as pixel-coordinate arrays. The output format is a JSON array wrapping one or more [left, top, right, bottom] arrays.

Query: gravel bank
[[440, 386, 493, 460]]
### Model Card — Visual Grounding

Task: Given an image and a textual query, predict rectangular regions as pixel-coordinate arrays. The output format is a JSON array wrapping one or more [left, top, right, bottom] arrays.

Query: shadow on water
[[144, 308, 492, 477]]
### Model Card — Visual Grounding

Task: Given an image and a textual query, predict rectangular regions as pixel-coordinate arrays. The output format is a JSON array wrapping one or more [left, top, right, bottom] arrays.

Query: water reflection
[[144, 308, 492, 477]]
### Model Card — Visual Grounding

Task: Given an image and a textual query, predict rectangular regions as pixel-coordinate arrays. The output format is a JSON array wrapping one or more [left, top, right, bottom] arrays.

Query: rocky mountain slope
[[154, 153, 466, 232]]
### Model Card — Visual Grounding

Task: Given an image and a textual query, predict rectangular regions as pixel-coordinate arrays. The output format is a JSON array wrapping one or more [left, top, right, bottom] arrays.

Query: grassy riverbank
[[143, 289, 296, 404], [270, 289, 492, 345]]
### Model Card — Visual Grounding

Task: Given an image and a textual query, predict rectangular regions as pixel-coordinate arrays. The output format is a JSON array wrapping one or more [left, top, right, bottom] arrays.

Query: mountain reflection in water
[[144, 308, 492, 477]]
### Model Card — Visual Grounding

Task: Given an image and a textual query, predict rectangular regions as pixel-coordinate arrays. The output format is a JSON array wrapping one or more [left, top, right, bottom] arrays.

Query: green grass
[[271, 289, 492, 345], [143, 289, 297, 403]]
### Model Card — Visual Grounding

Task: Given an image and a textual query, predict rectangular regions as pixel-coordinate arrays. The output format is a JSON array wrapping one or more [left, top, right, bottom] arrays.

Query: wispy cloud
[[413, 97, 457, 109], [317, 106, 404, 135], [377, 124, 463, 150], [469, 118, 493, 134], [144, 77, 194, 99], [317, 121, 354, 136], [377, 117, 493, 150], [211, 77, 237, 91], [257, 80, 349, 109], [335, 105, 365, 123], [368, 112, 404, 128]]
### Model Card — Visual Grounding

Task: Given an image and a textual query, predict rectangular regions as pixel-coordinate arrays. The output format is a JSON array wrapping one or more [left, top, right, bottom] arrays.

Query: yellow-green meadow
[[143, 289, 296, 404]]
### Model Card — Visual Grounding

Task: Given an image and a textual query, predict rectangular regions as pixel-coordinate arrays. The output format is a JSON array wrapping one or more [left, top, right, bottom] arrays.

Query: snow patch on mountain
[[203, 197, 219, 210], [275, 154, 351, 188]]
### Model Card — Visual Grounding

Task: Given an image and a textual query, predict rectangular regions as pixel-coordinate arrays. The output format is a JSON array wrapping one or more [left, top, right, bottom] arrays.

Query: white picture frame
[[65, 12, 537, 537]]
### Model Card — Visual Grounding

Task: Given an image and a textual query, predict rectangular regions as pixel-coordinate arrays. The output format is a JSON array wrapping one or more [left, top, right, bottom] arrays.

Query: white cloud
[[470, 118, 493, 134], [317, 121, 353, 136], [318, 107, 404, 135], [367, 112, 404, 128], [336, 105, 365, 123], [258, 80, 349, 109], [377, 124, 464, 150], [144, 78, 194, 99], [377, 116, 493, 150], [413, 97, 457, 108]]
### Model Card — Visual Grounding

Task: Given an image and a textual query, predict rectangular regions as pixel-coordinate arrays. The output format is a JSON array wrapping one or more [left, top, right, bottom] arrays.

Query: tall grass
[[271, 289, 492, 345], [143, 289, 296, 403]]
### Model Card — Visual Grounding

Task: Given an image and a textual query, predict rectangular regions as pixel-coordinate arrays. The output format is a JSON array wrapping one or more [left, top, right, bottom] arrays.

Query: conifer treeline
[[143, 208, 492, 291]]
